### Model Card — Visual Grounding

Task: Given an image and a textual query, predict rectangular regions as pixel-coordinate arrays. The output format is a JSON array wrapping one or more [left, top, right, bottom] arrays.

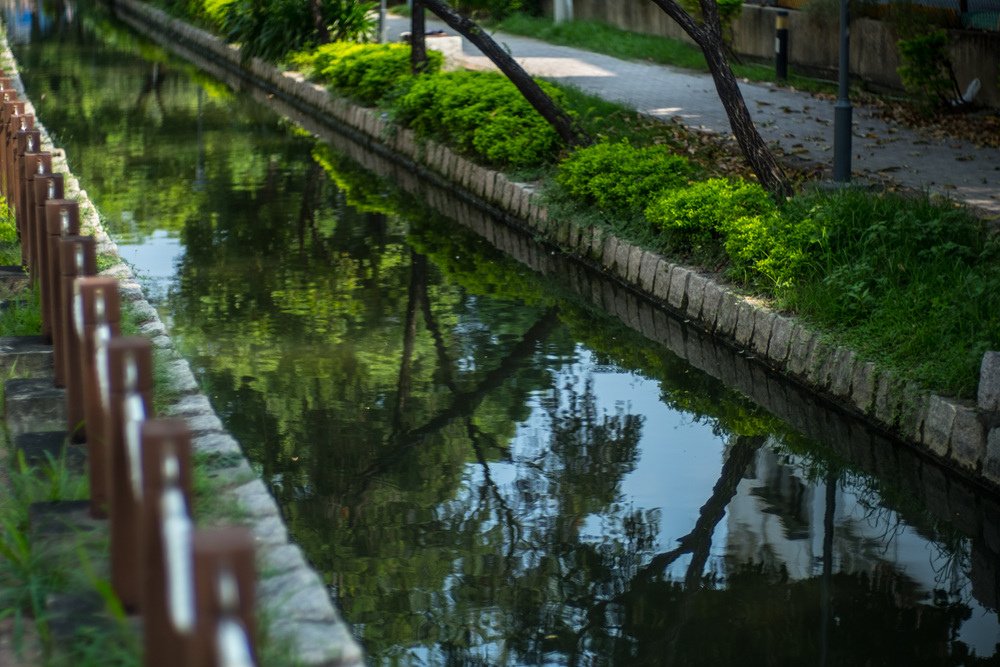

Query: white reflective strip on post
[[60, 208, 70, 234], [216, 618, 255, 667], [215, 570, 255, 667], [124, 393, 146, 501], [161, 478, 195, 634], [72, 282, 84, 338], [95, 324, 111, 410]]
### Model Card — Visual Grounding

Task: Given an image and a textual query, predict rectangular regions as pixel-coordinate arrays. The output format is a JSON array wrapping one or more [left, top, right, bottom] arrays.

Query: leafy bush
[[897, 29, 960, 110], [645, 178, 775, 250], [218, 0, 375, 62], [555, 141, 693, 214], [296, 43, 442, 105], [393, 70, 565, 169]]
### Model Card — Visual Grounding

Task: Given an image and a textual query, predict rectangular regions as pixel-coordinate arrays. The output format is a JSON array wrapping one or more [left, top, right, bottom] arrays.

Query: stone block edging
[[0, 26, 364, 667], [112, 0, 997, 492]]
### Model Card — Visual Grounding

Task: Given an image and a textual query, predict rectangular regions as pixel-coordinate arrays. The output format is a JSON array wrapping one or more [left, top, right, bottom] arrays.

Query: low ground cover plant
[[293, 42, 443, 105]]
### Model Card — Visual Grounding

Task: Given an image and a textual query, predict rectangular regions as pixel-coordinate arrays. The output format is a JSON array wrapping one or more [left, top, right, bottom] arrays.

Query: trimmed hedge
[[294, 43, 443, 105], [393, 70, 565, 170], [555, 141, 694, 215]]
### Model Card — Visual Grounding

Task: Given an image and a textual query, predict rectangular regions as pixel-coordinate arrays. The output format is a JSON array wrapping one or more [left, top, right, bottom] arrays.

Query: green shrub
[[297, 43, 442, 105], [393, 70, 564, 169], [219, 0, 375, 62], [897, 29, 960, 110], [645, 178, 775, 251], [555, 141, 693, 214]]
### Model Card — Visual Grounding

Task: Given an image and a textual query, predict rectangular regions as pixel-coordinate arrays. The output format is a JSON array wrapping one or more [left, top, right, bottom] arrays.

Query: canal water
[[7, 2, 999, 664]]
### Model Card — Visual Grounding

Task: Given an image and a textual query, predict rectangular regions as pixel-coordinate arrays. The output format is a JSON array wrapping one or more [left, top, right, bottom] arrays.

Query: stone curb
[[0, 26, 364, 667], [108, 0, 999, 494]]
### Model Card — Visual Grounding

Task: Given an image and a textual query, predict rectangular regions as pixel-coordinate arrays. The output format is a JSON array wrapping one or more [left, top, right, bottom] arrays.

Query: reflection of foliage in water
[[14, 5, 993, 662]]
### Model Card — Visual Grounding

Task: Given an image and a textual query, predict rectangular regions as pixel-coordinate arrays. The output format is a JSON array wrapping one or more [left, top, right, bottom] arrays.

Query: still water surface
[[7, 2, 1000, 663]]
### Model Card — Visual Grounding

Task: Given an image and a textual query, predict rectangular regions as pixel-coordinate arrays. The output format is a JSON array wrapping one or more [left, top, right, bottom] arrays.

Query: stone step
[[0, 336, 53, 379], [4, 378, 65, 438]]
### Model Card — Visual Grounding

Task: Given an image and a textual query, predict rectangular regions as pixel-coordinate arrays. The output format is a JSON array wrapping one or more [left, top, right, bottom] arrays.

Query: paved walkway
[[386, 15, 1000, 216]]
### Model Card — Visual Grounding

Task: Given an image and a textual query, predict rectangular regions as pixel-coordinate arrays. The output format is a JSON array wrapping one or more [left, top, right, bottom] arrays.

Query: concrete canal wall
[[108, 0, 1000, 499], [0, 22, 364, 667]]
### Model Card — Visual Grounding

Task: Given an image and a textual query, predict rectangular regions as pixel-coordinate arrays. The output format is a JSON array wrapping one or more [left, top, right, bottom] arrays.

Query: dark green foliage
[[218, 0, 375, 62], [645, 177, 775, 251], [294, 42, 442, 105], [766, 190, 998, 395], [897, 29, 959, 110], [393, 70, 565, 169], [555, 141, 694, 215]]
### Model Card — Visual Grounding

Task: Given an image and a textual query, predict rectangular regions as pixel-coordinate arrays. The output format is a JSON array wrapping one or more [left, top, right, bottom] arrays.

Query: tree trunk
[[420, 0, 589, 147], [411, 0, 428, 74], [648, 0, 792, 200], [310, 0, 330, 44]]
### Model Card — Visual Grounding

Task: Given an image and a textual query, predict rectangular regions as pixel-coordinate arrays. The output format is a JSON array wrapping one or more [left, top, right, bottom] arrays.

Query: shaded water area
[[7, 1, 1000, 663]]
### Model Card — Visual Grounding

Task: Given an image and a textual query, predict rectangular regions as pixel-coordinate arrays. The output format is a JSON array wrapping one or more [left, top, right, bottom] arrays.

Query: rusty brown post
[[76, 276, 121, 518], [3, 112, 30, 200], [11, 128, 39, 264], [21, 152, 52, 280], [47, 203, 80, 387], [140, 419, 195, 667], [0, 98, 24, 197], [33, 174, 64, 339], [190, 527, 257, 667], [60, 236, 96, 414], [2, 111, 27, 204], [106, 336, 154, 612]]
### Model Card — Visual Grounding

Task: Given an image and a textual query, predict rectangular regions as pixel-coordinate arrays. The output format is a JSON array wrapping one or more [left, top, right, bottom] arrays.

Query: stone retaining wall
[[108, 0, 1000, 496], [0, 24, 364, 667]]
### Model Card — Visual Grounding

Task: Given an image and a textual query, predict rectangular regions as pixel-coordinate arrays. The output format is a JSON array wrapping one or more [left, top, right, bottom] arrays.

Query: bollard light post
[[775, 10, 789, 81], [59, 236, 96, 419], [140, 419, 195, 667], [46, 202, 80, 386], [190, 527, 257, 667], [106, 336, 154, 611], [833, 0, 852, 182], [33, 174, 63, 340], [75, 276, 121, 517]]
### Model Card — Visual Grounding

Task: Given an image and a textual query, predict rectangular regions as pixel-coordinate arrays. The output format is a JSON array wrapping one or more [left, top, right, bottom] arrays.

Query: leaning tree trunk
[[310, 0, 330, 44], [419, 0, 589, 148], [648, 0, 792, 200]]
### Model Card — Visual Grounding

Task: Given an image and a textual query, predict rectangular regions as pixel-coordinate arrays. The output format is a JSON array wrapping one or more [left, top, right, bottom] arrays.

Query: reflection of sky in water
[[471, 350, 1000, 659], [113, 228, 183, 304]]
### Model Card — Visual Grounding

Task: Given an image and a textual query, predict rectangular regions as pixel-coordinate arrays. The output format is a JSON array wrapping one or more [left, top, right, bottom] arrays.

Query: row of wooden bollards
[[0, 75, 259, 667]]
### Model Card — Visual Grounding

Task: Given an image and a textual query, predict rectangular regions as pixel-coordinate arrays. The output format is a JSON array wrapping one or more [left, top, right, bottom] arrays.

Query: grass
[[493, 13, 838, 95]]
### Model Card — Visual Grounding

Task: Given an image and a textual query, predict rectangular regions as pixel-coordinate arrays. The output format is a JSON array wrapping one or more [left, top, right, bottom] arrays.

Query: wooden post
[[106, 336, 154, 611], [19, 150, 51, 276], [0, 98, 24, 197], [190, 528, 257, 667], [59, 236, 96, 413], [33, 174, 63, 340], [3, 112, 30, 201], [11, 129, 40, 265], [46, 202, 80, 386], [75, 276, 121, 518], [140, 419, 195, 667]]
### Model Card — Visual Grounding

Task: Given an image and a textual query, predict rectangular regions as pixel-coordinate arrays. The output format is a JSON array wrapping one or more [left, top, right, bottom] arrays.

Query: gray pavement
[[386, 14, 1000, 215]]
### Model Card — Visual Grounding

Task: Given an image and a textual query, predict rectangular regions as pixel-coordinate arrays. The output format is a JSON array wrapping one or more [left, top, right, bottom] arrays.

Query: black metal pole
[[833, 0, 852, 182], [775, 10, 789, 81]]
